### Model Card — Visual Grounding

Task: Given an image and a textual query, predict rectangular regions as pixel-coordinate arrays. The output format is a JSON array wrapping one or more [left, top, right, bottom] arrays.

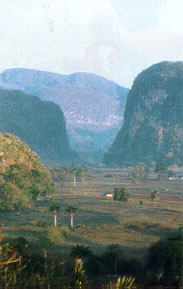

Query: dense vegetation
[[104, 61, 183, 167], [113, 187, 130, 202], [0, 88, 77, 164], [0, 133, 54, 210], [0, 228, 182, 288]]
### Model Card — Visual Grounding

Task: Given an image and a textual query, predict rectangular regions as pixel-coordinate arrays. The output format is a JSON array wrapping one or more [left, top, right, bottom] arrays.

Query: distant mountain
[[0, 89, 77, 164], [0, 69, 129, 162], [104, 61, 183, 166]]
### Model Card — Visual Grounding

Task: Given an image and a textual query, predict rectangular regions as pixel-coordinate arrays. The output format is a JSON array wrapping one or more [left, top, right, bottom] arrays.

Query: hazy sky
[[0, 0, 183, 87]]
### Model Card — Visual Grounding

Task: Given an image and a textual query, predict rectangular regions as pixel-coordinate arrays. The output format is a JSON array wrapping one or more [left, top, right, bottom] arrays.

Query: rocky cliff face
[[104, 61, 183, 166], [0, 89, 77, 164], [0, 69, 128, 130], [0, 69, 129, 162]]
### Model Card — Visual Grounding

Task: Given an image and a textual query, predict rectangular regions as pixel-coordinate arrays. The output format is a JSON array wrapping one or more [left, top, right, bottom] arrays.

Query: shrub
[[0, 182, 32, 210], [104, 174, 113, 178], [45, 225, 69, 246], [150, 190, 159, 201], [132, 164, 148, 178], [113, 188, 130, 202], [155, 162, 168, 175], [32, 219, 49, 228], [71, 245, 93, 259], [147, 230, 183, 286]]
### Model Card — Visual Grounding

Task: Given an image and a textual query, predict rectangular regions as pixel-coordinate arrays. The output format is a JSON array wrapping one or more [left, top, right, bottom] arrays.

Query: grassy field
[[0, 166, 182, 259]]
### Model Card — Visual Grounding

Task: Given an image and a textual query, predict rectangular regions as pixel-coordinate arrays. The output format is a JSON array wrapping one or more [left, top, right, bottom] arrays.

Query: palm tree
[[49, 202, 61, 227], [71, 167, 78, 187], [65, 205, 77, 229], [67, 163, 82, 187]]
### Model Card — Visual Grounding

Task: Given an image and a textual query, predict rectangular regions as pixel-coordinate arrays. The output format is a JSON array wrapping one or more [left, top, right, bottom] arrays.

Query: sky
[[0, 0, 183, 88]]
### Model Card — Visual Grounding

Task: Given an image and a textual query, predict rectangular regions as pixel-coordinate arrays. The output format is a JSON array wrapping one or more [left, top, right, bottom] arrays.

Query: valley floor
[[0, 166, 182, 260]]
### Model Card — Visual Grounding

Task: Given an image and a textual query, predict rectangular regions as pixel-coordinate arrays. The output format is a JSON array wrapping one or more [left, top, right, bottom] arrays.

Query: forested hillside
[[0, 133, 54, 210], [0, 89, 77, 164]]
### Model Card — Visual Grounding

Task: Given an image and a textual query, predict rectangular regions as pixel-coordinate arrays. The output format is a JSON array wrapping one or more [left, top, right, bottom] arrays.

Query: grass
[[0, 166, 182, 258]]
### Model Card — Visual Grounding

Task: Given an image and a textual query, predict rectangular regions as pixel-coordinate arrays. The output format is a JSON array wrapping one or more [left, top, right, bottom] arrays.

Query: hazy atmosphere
[[1, 0, 183, 87], [0, 1, 183, 288]]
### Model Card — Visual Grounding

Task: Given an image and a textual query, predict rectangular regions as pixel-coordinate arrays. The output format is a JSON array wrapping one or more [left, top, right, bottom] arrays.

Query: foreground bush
[[146, 229, 183, 286]]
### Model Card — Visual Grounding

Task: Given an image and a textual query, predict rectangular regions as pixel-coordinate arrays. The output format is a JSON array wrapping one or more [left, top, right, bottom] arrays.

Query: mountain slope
[[0, 133, 54, 210], [104, 61, 183, 166], [0, 89, 76, 164], [1, 69, 129, 161]]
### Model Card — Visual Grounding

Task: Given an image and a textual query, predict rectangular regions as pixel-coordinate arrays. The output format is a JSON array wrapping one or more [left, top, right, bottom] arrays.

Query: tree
[[29, 183, 41, 201], [71, 245, 93, 259], [132, 164, 147, 179], [0, 242, 22, 288], [151, 190, 159, 201], [49, 202, 61, 227], [120, 188, 130, 202], [155, 162, 168, 177], [113, 188, 121, 201], [68, 164, 79, 187], [66, 205, 78, 229], [167, 170, 176, 178], [147, 230, 183, 286], [113, 188, 130, 202], [139, 200, 143, 206], [102, 244, 122, 275]]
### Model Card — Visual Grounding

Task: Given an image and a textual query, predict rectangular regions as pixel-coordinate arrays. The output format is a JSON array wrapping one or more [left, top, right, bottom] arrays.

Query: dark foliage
[[1, 230, 181, 288], [0, 88, 77, 164], [146, 229, 183, 286], [113, 187, 130, 202]]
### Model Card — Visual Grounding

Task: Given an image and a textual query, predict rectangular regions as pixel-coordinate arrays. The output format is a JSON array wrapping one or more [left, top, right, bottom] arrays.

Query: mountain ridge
[[1, 68, 129, 162], [1, 69, 129, 130], [104, 61, 183, 166]]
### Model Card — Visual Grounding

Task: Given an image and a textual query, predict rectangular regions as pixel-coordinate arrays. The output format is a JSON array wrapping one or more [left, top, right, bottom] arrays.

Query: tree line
[[0, 227, 182, 288]]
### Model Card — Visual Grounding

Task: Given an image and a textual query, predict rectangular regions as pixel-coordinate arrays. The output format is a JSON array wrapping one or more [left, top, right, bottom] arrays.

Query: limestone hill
[[0, 89, 77, 164], [104, 61, 183, 166]]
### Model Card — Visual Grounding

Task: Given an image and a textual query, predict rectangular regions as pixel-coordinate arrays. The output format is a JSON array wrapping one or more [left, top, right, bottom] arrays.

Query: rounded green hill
[[0, 133, 54, 210]]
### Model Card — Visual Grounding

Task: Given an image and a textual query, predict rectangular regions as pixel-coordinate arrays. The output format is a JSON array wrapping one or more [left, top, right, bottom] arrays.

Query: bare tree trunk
[[74, 173, 76, 187], [54, 214, 57, 227], [43, 250, 51, 289], [71, 213, 73, 229]]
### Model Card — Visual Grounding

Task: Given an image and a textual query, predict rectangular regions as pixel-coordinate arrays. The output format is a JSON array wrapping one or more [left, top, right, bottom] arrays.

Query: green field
[[0, 166, 182, 259]]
